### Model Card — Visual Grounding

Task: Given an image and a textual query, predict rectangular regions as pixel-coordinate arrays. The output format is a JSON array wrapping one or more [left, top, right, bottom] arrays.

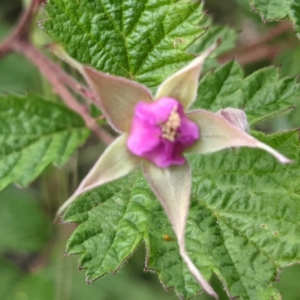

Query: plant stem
[[218, 22, 295, 65], [0, 0, 112, 144], [12, 39, 113, 144], [0, 0, 42, 57], [50, 61, 98, 104]]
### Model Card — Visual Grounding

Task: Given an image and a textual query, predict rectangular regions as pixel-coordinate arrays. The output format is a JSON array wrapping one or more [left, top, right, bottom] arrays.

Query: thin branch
[[0, 0, 97, 103], [218, 21, 294, 65], [12, 39, 113, 144], [243, 22, 292, 50], [50, 62, 98, 103], [234, 44, 288, 66], [43, 43, 98, 103], [0, 0, 42, 57], [0, 0, 111, 143]]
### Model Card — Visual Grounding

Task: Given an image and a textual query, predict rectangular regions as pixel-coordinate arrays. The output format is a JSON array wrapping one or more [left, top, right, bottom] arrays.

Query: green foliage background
[[0, 0, 300, 300]]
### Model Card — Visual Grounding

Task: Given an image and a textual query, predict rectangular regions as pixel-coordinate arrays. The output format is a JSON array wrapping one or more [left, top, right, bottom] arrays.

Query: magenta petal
[[143, 142, 186, 168], [178, 116, 199, 145], [127, 97, 199, 168], [135, 97, 180, 123], [127, 116, 161, 156]]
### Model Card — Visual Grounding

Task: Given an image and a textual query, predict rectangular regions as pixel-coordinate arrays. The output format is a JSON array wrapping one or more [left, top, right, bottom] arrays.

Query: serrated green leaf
[[189, 17, 237, 70], [274, 46, 300, 78], [191, 21, 237, 57], [43, 0, 206, 87], [193, 60, 300, 125], [63, 128, 300, 300], [0, 94, 90, 191], [246, 0, 300, 37], [63, 171, 201, 299]]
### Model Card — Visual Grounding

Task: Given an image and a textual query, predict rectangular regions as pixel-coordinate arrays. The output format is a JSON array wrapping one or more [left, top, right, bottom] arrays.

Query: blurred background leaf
[[0, 25, 42, 95], [245, 0, 300, 37], [0, 0, 300, 299], [0, 258, 23, 300], [0, 188, 51, 252]]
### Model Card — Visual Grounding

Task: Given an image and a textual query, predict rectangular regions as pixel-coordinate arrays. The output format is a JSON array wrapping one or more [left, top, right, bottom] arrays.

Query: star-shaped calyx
[[57, 43, 291, 299]]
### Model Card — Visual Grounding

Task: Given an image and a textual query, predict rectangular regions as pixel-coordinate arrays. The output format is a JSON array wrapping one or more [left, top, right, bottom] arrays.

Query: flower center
[[161, 106, 181, 142], [126, 97, 199, 168]]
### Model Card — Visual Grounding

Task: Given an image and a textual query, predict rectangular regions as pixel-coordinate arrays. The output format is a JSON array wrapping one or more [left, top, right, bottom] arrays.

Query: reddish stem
[[0, 0, 112, 144], [0, 0, 42, 57], [218, 22, 294, 65], [12, 39, 113, 144]]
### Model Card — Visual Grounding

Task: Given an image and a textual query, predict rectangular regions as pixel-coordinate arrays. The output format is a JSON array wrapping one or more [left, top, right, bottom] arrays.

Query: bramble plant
[[0, 0, 300, 300]]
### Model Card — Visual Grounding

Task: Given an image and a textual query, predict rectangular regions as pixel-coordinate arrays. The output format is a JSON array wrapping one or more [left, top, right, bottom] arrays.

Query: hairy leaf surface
[[0, 94, 89, 190], [63, 129, 300, 299], [193, 60, 300, 125], [43, 0, 207, 87], [247, 0, 300, 36], [189, 18, 237, 70]]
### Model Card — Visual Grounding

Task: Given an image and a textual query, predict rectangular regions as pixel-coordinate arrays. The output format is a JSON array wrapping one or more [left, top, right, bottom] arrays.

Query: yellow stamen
[[161, 106, 181, 142]]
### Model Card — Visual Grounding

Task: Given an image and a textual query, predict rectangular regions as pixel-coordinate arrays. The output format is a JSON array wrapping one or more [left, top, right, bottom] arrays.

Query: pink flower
[[57, 43, 291, 299], [127, 97, 199, 167]]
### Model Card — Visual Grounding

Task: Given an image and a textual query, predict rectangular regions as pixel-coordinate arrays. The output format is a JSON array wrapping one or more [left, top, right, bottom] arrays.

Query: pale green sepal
[[142, 161, 218, 299], [50, 44, 84, 74], [142, 161, 191, 240], [186, 110, 292, 164], [180, 247, 219, 300], [154, 43, 217, 110], [84, 67, 153, 133], [56, 134, 140, 218]]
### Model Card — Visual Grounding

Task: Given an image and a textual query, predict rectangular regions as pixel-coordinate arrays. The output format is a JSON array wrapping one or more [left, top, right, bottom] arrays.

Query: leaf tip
[[55, 193, 79, 221]]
